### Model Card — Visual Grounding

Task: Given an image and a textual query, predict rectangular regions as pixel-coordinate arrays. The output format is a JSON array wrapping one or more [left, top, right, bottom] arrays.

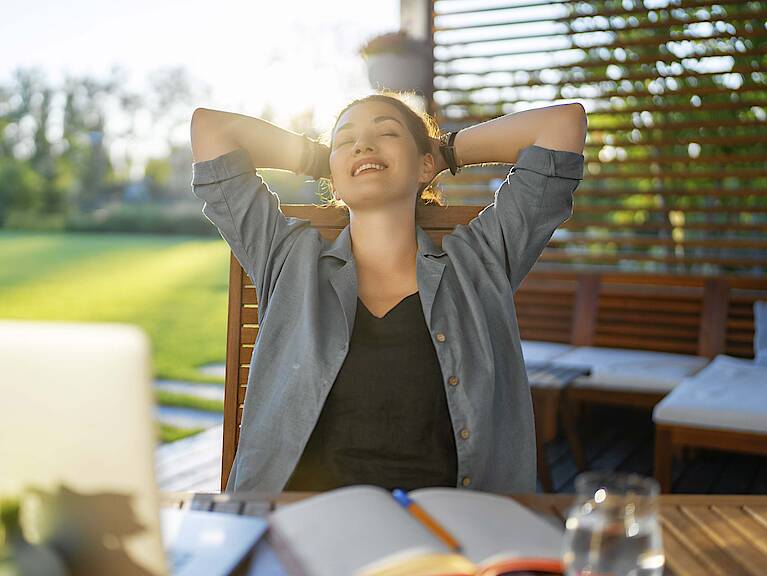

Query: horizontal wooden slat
[[597, 310, 700, 328], [559, 222, 767, 234], [600, 296, 701, 313], [239, 345, 253, 365], [596, 323, 699, 341], [514, 303, 572, 319], [590, 334, 698, 354], [547, 237, 767, 250], [537, 250, 767, 267], [517, 319, 572, 334], [727, 319, 755, 331], [240, 326, 259, 345], [434, 65, 762, 94], [435, 46, 767, 78], [445, 169, 767, 185], [435, 2, 766, 32], [437, 79, 767, 106], [241, 287, 257, 305], [240, 306, 259, 324], [517, 328, 571, 343]]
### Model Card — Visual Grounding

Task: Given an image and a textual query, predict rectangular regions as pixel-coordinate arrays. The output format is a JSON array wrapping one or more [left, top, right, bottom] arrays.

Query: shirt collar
[[320, 224, 446, 262]]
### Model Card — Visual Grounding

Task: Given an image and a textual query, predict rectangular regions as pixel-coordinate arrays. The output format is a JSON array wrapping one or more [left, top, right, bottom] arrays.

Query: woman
[[190, 93, 587, 493]]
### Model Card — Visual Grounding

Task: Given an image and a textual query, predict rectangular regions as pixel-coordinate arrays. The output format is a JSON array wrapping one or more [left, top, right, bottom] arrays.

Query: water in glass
[[562, 472, 664, 576]]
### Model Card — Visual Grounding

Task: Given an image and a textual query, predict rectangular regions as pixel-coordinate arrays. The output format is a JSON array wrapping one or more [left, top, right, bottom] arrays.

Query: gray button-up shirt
[[191, 144, 584, 493]]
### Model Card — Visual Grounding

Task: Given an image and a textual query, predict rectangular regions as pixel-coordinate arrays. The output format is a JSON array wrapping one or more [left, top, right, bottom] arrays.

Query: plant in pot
[[360, 31, 432, 94]]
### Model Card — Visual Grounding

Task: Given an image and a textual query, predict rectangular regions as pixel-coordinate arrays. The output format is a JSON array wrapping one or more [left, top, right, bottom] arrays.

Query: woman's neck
[[348, 205, 418, 275]]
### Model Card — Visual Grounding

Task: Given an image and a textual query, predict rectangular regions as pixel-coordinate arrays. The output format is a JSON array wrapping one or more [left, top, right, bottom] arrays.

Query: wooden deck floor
[[542, 404, 767, 495], [155, 407, 767, 494], [155, 425, 222, 492]]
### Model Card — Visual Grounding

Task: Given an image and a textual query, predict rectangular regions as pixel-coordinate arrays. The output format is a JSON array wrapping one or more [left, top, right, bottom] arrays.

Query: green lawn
[[0, 230, 231, 384]]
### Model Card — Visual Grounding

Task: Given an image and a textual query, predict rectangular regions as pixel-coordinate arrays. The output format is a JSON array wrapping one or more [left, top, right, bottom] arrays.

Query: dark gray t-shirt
[[284, 291, 457, 491]]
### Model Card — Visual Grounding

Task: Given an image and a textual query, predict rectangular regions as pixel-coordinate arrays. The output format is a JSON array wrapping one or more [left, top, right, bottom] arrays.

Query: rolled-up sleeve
[[191, 147, 310, 302], [459, 144, 584, 293]]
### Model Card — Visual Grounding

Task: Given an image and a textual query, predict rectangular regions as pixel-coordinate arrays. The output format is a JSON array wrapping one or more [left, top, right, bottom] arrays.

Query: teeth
[[353, 163, 386, 177]]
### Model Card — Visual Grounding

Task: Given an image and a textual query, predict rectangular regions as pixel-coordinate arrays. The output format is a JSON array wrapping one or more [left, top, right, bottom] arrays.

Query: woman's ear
[[418, 152, 437, 186]]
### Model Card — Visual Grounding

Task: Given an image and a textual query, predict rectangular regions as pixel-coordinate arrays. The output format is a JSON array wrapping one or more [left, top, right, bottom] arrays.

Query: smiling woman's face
[[329, 100, 432, 210]]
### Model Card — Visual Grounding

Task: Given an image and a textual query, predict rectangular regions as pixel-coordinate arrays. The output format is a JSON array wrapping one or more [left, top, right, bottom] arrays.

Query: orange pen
[[392, 488, 462, 552]]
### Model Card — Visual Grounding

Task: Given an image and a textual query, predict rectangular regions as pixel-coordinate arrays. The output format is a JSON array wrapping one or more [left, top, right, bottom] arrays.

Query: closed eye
[[335, 133, 397, 147]]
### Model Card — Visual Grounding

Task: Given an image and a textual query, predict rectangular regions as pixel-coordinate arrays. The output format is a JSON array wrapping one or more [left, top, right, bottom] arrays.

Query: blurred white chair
[[553, 346, 710, 395], [521, 340, 575, 364]]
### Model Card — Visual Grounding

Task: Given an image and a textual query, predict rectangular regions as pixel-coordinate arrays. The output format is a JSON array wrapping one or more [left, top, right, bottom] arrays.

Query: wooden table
[[161, 492, 767, 576]]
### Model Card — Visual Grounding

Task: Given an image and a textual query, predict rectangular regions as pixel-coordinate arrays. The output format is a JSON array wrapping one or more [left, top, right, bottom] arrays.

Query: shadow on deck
[[542, 405, 767, 495]]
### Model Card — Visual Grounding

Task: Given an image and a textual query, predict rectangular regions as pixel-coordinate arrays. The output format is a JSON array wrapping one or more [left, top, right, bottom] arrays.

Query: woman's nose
[[353, 136, 376, 155]]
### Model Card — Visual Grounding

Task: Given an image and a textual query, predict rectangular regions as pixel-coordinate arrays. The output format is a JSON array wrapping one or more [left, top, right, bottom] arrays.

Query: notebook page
[[269, 485, 451, 576], [410, 489, 564, 566]]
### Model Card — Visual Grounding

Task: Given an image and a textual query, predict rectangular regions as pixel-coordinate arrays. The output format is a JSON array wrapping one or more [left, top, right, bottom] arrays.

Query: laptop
[[0, 320, 267, 575]]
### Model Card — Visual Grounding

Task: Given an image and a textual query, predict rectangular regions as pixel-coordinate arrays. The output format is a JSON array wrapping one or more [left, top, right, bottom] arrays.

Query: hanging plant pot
[[360, 32, 432, 94]]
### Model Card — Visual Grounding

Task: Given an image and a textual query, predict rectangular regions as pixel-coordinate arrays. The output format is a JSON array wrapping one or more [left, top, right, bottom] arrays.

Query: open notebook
[[269, 485, 564, 576]]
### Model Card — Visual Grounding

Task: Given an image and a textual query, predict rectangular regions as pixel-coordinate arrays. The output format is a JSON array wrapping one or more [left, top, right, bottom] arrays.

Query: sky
[[0, 0, 401, 176]]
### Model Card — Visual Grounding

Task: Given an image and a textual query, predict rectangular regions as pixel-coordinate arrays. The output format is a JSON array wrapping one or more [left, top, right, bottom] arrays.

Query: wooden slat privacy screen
[[430, 0, 767, 275]]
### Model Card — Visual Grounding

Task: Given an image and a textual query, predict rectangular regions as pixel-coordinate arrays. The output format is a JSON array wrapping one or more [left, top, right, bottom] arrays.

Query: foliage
[[66, 202, 219, 236], [0, 66, 213, 228], [0, 157, 46, 225]]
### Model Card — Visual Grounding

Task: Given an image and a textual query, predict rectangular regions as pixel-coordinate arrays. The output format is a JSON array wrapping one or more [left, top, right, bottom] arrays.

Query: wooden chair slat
[[240, 326, 258, 345], [598, 298, 702, 314], [239, 346, 254, 365], [517, 329, 572, 343], [595, 324, 700, 340], [241, 287, 257, 305], [240, 307, 259, 325], [591, 335, 699, 354], [596, 310, 701, 327]]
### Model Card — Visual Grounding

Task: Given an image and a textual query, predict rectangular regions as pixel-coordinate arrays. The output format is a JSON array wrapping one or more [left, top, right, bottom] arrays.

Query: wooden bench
[[514, 270, 767, 491], [220, 204, 767, 492]]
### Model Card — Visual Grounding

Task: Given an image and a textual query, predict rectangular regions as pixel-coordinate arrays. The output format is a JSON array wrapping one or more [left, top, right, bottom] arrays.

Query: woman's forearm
[[190, 107, 309, 172], [452, 103, 587, 168]]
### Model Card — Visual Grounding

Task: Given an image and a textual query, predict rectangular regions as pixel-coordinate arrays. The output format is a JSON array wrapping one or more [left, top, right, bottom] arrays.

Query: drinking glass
[[561, 471, 665, 576]]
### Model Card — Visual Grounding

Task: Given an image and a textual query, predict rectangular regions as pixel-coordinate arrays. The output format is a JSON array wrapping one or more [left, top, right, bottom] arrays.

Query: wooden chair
[[220, 204, 572, 491], [514, 272, 767, 490]]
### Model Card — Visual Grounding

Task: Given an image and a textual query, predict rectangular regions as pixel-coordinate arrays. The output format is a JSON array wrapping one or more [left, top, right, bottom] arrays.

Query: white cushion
[[653, 354, 767, 433], [552, 346, 710, 393], [520, 340, 575, 363]]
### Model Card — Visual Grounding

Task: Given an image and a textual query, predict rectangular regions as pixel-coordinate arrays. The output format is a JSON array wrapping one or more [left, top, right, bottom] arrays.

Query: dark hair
[[319, 91, 445, 207]]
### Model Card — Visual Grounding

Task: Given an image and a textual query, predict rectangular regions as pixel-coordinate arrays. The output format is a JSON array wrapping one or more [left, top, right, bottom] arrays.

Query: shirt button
[[462, 476, 471, 487], [448, 376, 459, 386], [460, 428, 470, 440], [435, 332, 446, 343]]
